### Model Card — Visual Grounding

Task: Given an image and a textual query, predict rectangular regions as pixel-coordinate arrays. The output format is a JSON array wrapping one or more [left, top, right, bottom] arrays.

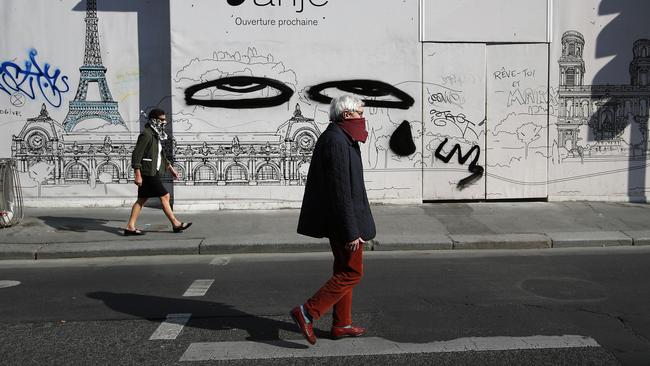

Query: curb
[[372, 235, 452, 251], [36, 239, 203, 259], [0, 232, 645, 260], [450, 234, 551, 250], [547, 231, 632, 248]]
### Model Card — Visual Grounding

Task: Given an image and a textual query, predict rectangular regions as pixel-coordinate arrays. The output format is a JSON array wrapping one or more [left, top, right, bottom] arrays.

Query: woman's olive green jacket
[[131, 124, 170, 177]]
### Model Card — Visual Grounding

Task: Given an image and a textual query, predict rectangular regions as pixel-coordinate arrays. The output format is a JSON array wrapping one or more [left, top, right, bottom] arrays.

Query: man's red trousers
[[304, 239, 363, 327]]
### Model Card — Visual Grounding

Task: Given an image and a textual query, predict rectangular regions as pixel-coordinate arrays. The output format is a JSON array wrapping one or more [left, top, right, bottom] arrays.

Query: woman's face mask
[[149, 116, 168, 140], [151, 118, 166, 128]]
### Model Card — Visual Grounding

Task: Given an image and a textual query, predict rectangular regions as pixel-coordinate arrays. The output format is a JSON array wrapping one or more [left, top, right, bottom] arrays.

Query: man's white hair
[[329, 95, 364, 122]]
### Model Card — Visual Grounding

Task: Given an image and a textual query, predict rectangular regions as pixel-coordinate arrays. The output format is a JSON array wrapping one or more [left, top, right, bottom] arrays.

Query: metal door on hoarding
[[422, 43, 549, 200]]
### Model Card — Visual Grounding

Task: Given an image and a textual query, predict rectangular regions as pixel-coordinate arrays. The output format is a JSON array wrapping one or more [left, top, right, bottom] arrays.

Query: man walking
[[291, 95, 376, 345]]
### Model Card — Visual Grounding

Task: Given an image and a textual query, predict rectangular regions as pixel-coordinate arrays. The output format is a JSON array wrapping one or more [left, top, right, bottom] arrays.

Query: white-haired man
[[291, 95, 376, 345]]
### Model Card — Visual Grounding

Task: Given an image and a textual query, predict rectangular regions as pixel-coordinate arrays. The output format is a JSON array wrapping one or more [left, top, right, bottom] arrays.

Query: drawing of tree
[[375, 134, 391, 168], [98, 172, 112, 195], [516, 123, 543, 159], [89, 165, 97, 189], [368, 128, 378, 168], [298, 162, 310, 184], [28, 161, 54, 198]]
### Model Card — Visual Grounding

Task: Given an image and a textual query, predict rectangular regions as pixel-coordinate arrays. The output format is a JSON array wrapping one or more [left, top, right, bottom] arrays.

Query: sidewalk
[[1, 201, 650, 260]]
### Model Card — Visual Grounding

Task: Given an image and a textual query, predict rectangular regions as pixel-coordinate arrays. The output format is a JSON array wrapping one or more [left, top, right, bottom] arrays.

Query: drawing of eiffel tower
[[63, 0, 125, 132]]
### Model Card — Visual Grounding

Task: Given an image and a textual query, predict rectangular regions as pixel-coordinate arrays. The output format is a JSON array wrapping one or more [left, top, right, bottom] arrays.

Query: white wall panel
[[422, 0, 550, 42], [423, 43, 486, 200], [486, 44, 549, 199]]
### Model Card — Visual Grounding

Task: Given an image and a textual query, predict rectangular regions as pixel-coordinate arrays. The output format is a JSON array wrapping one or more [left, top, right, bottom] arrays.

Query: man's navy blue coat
[[297, 123, 376, 243]]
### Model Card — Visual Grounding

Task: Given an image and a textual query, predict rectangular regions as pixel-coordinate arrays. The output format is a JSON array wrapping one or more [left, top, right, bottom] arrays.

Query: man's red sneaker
[[331, 325, 366, 339], [290, 306, 316, 345]]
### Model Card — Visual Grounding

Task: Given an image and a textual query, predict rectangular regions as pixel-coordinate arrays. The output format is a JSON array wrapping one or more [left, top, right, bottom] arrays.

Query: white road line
[[183, 279, 214, 297], [210, 256, 231, 266], [149, 313, 192, 340], [0, 280, 20, 289], [179, 335, 600, 361]]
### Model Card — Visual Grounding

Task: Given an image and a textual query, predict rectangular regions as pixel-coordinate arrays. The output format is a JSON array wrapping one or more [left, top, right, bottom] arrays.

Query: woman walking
[[124, 108, 191, 235]]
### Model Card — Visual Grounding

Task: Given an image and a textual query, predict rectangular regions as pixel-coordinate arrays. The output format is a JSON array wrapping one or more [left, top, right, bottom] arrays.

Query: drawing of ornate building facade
[[11, 104, 319, 187], [170, 104, 319, 186], [557, 31, 650, 154]]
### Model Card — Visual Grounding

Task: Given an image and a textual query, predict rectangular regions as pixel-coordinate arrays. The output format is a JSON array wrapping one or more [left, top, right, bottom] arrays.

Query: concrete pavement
[[1, 201, 650, 260]]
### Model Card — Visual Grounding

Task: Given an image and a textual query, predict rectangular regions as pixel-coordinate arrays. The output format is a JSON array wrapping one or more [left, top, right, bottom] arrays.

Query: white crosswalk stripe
[[149, 313, 192, 340], [0, 280, 20, 289], [179, 335, 601, 361], [182, 279, 214, 297], [210, 257, 231, 266]]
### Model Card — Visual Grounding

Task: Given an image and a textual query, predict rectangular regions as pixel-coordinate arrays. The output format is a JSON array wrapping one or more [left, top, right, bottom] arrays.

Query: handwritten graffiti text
[[429, 109, 483, 140], [493, 67, 536, 80], [427, 87, 465, 109], [0, 49, 70, 108]]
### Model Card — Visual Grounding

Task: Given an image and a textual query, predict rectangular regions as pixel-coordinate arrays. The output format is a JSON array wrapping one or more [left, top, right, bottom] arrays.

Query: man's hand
[[134, 169, 143, 187], [345, 237, 365, 251]]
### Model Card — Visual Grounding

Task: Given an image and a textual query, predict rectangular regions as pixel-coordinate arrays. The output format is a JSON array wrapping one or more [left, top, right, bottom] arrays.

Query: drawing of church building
[[557, 31, 650, 155]]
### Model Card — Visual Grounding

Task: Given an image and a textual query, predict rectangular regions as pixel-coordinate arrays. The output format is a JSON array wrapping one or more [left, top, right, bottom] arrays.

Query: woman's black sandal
[[173, 222, 192, 233], [124, 228, 145, 236]]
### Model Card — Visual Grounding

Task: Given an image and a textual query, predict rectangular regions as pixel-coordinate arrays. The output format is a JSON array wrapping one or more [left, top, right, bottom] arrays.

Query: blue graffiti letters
[[435, 138, 484, 189], [0, 49, 70, 108]]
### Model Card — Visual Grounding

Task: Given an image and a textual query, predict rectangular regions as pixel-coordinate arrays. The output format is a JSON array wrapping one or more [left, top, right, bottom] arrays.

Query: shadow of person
[[595, 0, 650, 202], [593, 0, 650, 85], [86, 291, 320, 349], [37, 216, 123, 235]]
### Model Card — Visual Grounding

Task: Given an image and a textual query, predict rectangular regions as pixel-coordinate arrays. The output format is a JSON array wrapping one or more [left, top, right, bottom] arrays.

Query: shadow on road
[[38, 216, 123, 235], [86, 291, 320, 349]]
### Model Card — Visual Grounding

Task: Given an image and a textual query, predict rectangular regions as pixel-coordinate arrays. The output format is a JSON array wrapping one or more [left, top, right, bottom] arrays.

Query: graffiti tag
[[435, 138, 484, 189], [427, 87, 465, 109], [429, 109, 483, 140], [0, 49, 70, 108]]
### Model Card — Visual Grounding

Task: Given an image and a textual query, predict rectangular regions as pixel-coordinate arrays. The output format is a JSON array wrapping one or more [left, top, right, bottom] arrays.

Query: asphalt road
[[0, 247, 649, 365]]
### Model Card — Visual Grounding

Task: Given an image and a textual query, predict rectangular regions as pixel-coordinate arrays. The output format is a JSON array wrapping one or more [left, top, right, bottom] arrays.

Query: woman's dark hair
[[148, 108, 165, 120]]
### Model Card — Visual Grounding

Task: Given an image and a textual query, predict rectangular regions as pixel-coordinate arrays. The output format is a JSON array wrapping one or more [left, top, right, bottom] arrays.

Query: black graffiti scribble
[[184, 76, 294, 109], [307, 80, 415, 110], [435, 138, 484, 189], [389, 120, 416, 156]]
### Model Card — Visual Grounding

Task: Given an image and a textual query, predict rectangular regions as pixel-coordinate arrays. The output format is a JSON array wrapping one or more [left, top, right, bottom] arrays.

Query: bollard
[[0, 159, 24, 228]]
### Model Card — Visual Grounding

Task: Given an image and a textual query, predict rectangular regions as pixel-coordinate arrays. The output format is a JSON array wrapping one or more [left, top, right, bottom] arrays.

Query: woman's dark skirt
[[138, 175, 168, 198]]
